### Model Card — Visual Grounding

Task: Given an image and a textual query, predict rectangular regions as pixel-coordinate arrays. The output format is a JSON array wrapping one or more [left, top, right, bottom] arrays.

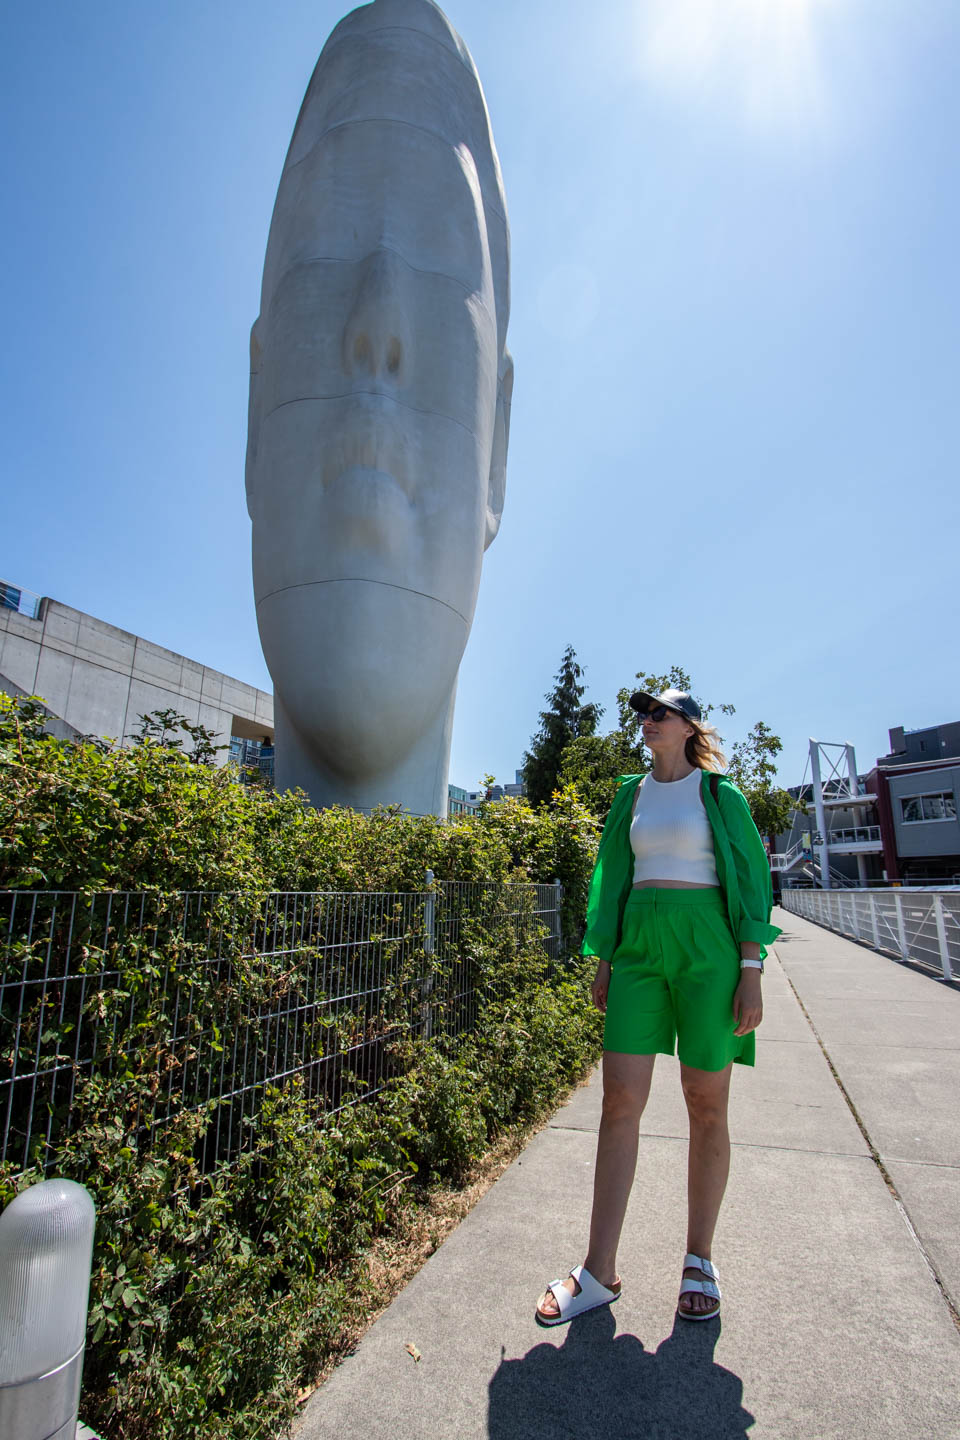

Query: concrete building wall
[[0, 597, 273, 764], [0, 670, 84, 743]]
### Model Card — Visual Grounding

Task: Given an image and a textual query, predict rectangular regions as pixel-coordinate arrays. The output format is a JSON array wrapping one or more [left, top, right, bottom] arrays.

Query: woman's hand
[[590, 960, 611, 1013], [732, 968, 763, 1036]]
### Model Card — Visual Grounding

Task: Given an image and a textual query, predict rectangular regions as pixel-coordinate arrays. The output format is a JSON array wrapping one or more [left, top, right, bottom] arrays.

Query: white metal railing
[[781, 887, 960, 981], [823, 866, 860, 889], [770, 840, 806, 872], [770, 827, 883, 874], [813, 825, 882, 848], [773, 859, 858, 888], [0, 579, 43, 620]]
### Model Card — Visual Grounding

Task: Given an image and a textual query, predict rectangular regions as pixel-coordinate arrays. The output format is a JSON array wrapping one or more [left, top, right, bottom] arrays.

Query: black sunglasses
[[639, 704, 680, 722]]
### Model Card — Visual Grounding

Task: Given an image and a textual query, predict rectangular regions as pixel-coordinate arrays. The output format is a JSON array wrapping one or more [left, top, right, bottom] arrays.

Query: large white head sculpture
[[246, 0, 512, 814]]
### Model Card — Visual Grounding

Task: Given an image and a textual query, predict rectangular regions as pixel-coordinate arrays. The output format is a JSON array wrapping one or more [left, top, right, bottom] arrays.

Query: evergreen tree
[[522, 646, 601, 808]]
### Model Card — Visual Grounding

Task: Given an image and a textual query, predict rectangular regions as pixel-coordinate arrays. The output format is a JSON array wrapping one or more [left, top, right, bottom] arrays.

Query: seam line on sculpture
[[257, 579, 470, 627], [274, 249, 496, 319], [285, 116, 507, 226], [261, 393, 478, 440]]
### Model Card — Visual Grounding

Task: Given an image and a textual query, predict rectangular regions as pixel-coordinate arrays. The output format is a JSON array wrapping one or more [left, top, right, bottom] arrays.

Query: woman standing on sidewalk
[[535, 688, 780, 1325]]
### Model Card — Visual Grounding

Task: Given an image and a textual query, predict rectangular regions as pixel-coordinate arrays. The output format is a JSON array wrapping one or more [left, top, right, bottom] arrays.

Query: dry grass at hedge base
[[294, 1061, 598, 1410]]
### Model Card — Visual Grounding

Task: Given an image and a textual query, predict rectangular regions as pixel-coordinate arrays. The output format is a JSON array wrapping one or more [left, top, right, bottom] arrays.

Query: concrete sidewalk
[[294, 909, 960, 1440]]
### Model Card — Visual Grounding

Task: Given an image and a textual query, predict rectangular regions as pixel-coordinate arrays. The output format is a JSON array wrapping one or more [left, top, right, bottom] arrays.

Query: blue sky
[[2, 0, 958, 793]]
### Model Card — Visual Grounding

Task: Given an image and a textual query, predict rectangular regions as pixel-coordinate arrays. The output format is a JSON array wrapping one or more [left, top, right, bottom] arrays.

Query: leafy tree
[[559, 732, 639, 818], [727, 721, 795, 839], [522, 646, 602, 808]]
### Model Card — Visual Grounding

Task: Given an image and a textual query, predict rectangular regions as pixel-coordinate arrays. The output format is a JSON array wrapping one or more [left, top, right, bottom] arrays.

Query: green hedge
[[0, 695, 604, 1440], [0, 694, 598, 952]]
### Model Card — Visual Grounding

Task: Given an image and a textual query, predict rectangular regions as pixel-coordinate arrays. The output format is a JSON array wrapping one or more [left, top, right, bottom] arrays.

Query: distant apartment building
[[465, 770, 527, 806], [447, 784, 480, 817], [0, 581, 273, 778], [231, 735, 277, 787]]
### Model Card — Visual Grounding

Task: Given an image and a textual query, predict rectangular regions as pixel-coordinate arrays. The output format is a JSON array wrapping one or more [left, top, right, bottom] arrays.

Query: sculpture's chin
[[257, 579, 468, 780]]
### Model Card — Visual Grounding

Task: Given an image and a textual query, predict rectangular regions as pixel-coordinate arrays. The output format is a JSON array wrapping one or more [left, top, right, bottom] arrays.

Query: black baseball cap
[[629, 687, 702, 722]]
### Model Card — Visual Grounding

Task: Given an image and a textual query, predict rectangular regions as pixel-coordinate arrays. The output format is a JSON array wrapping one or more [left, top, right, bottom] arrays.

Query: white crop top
[[630, 769, 719, 886]]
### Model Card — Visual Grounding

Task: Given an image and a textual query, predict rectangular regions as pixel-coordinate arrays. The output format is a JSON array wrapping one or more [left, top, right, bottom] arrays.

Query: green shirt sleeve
[[718, 781, 782, 949], [581, 780, 637, 963]]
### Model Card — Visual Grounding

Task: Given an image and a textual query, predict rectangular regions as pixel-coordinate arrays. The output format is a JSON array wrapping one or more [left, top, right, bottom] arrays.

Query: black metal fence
[[0, 879, 563, 1180]]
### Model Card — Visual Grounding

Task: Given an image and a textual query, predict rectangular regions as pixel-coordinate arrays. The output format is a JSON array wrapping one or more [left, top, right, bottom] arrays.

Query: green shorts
[[603, 888, 754, 1071]]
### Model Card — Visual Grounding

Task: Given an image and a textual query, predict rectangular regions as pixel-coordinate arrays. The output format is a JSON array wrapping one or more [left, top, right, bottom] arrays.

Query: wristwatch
[[740, 957, 764, 973]]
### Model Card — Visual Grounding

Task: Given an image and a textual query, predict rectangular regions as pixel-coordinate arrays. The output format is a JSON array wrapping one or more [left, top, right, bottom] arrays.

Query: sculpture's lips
[[316, 465, 416, 558], [320, 398, 414, 502], [323, 464, 412, 508]]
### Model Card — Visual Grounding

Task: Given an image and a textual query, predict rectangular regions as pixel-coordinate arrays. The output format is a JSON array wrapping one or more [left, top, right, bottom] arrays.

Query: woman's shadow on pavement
[[488, 1310, 754, 1440]]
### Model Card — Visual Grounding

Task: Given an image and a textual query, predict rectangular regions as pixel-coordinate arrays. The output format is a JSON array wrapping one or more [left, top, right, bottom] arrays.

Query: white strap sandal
[[536, 1264, 621, 1327], [677, 1252, 721, 1322]]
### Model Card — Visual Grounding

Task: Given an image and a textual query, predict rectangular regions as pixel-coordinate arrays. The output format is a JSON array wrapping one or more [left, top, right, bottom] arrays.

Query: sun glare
[[635, 0, 846, 139]]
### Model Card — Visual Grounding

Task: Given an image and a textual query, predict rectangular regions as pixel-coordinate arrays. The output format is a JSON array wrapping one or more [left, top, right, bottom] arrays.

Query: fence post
[[424, 870, 436, 957], [552, 876, 563, 957], [932, 895, 953, 982], [868, 892, 879, 950], [0, 1179, 96, 1440], [894, 891, 909, 962], [421, 870, 436, 1039]]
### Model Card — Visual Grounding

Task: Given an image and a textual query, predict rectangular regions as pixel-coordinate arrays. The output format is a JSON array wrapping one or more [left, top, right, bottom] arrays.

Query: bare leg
[[679, 1061, 733, 1316], [537, 1051, 655, 1319]]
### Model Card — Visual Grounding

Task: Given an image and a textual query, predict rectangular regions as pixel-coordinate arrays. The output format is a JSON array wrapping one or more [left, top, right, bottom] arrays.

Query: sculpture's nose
[[342, 248, 411, 384]]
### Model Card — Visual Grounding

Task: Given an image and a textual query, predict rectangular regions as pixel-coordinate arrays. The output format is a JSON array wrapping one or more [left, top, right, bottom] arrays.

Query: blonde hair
[[685, 720, 727, 773]]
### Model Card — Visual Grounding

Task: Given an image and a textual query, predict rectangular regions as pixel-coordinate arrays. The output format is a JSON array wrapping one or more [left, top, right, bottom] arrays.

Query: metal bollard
[[0, 1179, 96, 1440]]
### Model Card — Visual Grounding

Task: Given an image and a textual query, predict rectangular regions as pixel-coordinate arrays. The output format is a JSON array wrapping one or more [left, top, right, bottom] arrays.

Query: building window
[[900, 792, 958, 824]]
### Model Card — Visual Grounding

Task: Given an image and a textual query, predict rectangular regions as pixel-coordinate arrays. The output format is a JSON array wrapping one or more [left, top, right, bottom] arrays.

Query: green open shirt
[[581, 772, 782, 965]]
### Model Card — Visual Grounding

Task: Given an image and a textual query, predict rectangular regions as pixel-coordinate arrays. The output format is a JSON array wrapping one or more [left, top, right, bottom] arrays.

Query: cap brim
[[629, 690, 696, 719], [629, 691, 660, 714]]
